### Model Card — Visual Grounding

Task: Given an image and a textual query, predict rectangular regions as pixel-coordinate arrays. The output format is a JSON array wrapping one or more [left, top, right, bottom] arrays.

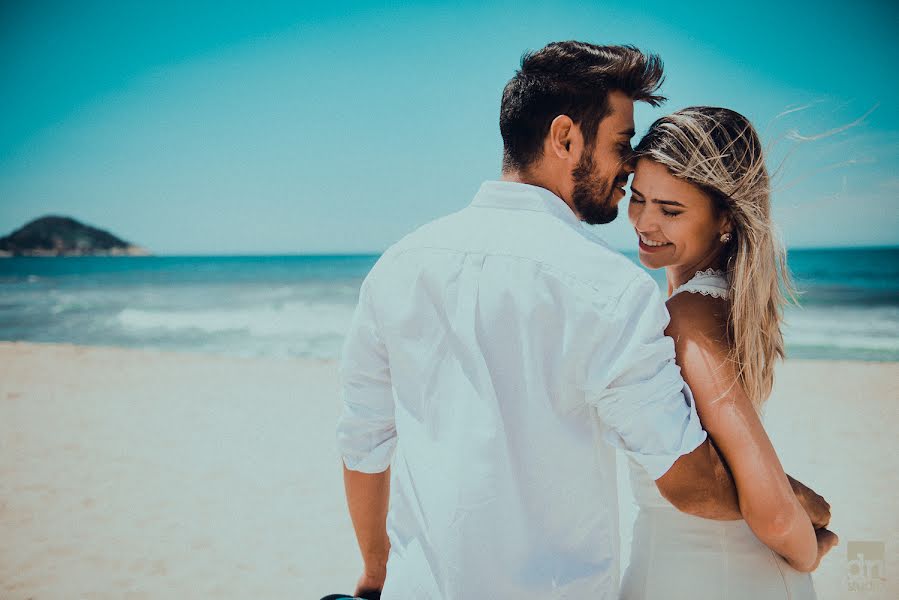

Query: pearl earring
[[720, 232, 732, 243]]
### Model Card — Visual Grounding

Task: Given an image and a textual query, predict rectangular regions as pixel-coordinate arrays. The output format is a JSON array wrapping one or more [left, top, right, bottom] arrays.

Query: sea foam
[[116, 301, 354, 337]]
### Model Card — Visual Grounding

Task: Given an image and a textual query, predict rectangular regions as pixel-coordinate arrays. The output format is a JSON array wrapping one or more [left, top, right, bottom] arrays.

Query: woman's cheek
[[627, 201, 640, 225]]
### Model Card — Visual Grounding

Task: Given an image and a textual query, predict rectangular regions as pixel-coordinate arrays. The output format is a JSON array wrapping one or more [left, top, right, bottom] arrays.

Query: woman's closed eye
[[630, 195, 682, 217], [631, 191, 683, 218]]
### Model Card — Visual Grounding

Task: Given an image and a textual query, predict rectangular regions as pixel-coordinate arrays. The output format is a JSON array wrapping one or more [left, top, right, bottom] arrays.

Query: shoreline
[[2, 342, 896, 599], [3, 339, 896, 365], [0, 340, 339, 365]]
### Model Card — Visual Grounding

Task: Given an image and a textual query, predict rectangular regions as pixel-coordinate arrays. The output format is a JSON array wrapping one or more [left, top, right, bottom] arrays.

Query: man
[[335, 41, 742, 599]]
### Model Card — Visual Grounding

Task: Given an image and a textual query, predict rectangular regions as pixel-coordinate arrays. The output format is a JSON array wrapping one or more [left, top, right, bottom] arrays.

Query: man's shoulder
[[363, 209, 467, 280], [387, 209, 467, 253], [375, 207, 463, 254], [369, 205, 649, 300], [557, 230, 651, 298]]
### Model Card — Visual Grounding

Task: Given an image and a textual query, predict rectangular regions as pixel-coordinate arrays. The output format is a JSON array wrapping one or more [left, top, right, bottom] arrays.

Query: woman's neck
[[666, 254, 728, 296]]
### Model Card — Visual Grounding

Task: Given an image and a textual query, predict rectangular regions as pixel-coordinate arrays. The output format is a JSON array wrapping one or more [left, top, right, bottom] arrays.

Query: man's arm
[[584, 274, 735, 516], [655, 434, 742, 520], [651, 435, 840, 571], [336, 276, 397, 593], [654, 448, 833, 526], [344, 466, 391, 594]]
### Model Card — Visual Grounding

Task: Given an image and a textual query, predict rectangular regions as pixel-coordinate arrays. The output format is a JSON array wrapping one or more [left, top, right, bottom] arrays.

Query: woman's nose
[[631, 205, 654, 231]]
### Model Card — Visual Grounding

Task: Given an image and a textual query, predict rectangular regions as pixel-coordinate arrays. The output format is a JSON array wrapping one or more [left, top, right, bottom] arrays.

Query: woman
[[619, 107, 838, 599]]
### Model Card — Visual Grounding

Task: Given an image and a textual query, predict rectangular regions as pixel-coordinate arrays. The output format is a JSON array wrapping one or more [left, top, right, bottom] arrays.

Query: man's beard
[[571, 151, 620, 225]]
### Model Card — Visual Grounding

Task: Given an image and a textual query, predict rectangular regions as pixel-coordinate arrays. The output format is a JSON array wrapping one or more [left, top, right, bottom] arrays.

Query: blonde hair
[[634, 107, 797, 411]]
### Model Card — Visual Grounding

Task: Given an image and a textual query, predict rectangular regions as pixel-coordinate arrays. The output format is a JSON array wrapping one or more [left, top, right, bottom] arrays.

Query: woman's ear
[[718, 214, 736, 245], [718, 212, 734, 236]]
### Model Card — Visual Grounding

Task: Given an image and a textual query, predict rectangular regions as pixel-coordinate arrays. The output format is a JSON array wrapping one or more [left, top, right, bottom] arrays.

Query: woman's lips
[[638, 238, 672, 253]]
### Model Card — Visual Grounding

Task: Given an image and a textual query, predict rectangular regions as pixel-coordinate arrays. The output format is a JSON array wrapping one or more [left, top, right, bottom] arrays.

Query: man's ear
[[547, 115, 580, 160]]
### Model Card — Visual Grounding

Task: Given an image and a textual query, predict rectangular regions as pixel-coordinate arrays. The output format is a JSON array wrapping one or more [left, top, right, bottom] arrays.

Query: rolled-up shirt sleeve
[[583, 274, 707, 480], [336, 276, 397, 474]]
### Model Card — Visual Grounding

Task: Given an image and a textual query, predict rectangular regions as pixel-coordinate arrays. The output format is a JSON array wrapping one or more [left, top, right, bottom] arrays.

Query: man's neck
[[500, 170, 578, 218]]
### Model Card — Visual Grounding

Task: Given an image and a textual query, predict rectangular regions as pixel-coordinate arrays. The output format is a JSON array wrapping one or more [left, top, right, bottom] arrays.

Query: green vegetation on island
[[0, 216, 150, 257]]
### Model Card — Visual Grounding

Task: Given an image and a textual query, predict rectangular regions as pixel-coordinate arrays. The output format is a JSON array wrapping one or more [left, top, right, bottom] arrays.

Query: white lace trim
[[693, 268, 726, 279], [670, 268, 729, 300], [673, 285, 729, 299]]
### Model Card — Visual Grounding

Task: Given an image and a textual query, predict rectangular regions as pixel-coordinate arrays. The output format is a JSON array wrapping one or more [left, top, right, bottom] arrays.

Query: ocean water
[[1, 248, 897, 361]]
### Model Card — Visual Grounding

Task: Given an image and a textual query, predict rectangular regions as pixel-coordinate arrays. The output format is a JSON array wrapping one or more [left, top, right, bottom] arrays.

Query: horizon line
[[5, 243, 896, 258]]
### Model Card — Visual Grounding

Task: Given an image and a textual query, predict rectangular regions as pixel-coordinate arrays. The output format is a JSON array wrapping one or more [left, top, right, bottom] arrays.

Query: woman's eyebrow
[[630, 186, 686, 208], [655, 199, 686, 208]]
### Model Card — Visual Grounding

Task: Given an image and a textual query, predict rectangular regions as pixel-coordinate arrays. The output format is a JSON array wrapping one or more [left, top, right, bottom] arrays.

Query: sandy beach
[[1, 341, 896, 599]]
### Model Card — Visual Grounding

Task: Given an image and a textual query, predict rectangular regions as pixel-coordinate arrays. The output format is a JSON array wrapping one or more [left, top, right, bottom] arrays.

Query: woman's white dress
[[619, 269, 817, 600]]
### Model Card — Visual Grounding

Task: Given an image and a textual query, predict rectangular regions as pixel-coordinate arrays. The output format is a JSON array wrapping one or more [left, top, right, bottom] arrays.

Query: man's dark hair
[[500, 41, 666, 172]]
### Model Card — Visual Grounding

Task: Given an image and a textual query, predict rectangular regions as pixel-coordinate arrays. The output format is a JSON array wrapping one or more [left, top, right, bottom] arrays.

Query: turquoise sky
[[1, 1, 896, 254]]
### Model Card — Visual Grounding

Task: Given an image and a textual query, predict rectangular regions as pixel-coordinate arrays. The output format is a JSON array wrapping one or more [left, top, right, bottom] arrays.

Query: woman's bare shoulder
[[665, 291, 729, 351], [665, 291, 744, 418]]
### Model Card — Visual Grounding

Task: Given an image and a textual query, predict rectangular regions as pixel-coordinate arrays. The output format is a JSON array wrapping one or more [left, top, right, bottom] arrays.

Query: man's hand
[[354, 567, 386, 596], [810, 527, 840, 571], [788, 475, 831, 529], [784, 527, 839, 573]]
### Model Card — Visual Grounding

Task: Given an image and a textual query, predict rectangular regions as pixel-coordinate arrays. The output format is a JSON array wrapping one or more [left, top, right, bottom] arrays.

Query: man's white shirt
[[336, 180, 707, 599]]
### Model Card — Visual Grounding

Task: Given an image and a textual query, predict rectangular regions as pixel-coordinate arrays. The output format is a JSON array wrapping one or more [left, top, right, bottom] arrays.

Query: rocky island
[[0, 216, 151, 257]]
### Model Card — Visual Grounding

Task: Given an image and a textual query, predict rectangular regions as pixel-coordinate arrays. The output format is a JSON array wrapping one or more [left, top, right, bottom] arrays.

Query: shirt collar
[[470, 180, 583, 229]]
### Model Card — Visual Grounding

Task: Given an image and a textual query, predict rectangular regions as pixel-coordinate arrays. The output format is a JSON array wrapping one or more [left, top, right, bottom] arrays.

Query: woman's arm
[[665, 292, 818, 572]]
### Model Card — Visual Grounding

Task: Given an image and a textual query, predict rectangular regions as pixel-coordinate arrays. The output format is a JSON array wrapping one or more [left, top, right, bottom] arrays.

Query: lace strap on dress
[[670, 268, 729, 300]]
